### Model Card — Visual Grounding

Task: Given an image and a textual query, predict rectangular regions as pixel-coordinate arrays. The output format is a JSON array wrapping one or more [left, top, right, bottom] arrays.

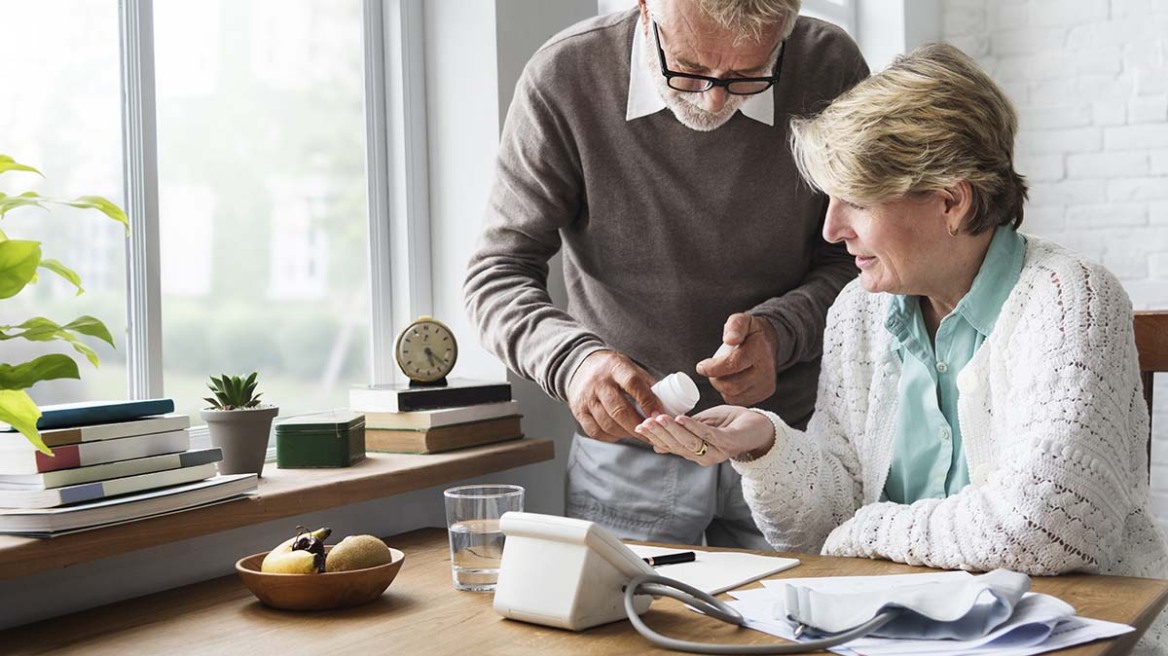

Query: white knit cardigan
[[733, 236, 1168, 581]]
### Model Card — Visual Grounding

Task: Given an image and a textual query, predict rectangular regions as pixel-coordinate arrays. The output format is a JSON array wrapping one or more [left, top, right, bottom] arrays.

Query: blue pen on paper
[[642, 551, 696, 567]]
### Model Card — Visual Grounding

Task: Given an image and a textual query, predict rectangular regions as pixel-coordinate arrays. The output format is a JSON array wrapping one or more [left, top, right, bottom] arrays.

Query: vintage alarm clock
[[394, 316, 458, 386]]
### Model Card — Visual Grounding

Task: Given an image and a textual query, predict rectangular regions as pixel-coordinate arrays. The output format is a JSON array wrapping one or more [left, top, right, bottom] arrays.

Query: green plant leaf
[[6, 316, 67, 341], [0, 155, 42, 178], [64, 196, 129, 231], [243, 371, 258, 396], [69, 340, 101, 367], [62, 315, 115, 348], [205, 372, 262, 410], [0, 192, 50, 218], [0, 317, 105, 367], [0, 389, 50, 455], [0, 354, 80, 390], [0, 239, 41, 299], [37, 258, 84, 295]]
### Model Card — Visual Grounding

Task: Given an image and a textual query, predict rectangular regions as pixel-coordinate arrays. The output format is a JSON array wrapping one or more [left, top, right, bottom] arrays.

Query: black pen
[[642, 551, 696, 567]]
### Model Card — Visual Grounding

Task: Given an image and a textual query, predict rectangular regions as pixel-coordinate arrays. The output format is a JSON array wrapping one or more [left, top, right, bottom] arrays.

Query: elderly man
[[464, 0, 867, 549]]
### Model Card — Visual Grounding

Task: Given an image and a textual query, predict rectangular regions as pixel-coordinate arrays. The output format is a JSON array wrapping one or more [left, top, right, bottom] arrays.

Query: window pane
[[0, 1, 128, 406], [153, 0, 370, 423]]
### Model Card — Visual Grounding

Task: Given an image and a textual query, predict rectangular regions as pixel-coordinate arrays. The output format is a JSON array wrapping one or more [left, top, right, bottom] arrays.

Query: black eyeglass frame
[[650, 19, 785, 96]]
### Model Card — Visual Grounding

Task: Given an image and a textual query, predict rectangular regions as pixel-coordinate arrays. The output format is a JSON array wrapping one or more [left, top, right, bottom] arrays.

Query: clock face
[[395, 319, 458, 382]]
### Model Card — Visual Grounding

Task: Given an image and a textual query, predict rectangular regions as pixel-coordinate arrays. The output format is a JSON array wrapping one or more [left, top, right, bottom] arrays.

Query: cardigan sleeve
[[820, 260, 1145, 575], [731, 284, 868, 552]]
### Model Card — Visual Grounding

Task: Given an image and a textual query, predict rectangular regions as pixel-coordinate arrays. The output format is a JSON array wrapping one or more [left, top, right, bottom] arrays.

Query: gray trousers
[[565, 433, 773, 550]]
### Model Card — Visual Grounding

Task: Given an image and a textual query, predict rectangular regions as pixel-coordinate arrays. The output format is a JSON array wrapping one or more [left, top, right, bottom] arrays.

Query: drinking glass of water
[[443, 484, 524, 592]]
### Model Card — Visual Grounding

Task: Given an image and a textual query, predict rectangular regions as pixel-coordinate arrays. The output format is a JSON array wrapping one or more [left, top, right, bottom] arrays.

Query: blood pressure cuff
[[783, 569, 1032, 640]]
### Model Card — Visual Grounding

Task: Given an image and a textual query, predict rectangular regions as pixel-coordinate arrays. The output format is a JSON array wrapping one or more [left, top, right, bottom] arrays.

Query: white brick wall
[[942, 0, 1168, 525]]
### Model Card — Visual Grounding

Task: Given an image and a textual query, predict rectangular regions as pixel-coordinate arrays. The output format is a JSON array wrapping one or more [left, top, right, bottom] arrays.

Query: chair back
[[1135, 311, 1168, 471]]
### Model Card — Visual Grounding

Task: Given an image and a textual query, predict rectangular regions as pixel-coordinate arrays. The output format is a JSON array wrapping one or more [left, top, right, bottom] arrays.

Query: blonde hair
[[790, 42, 1028, 234], [651, 0, 801, 42]]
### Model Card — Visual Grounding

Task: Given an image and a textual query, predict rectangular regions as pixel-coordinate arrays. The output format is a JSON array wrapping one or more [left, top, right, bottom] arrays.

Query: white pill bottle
[[645, 371, 700, 417]]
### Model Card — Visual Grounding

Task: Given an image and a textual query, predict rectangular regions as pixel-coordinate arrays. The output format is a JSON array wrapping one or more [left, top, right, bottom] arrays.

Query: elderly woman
[[636, 42, 1168, 587]]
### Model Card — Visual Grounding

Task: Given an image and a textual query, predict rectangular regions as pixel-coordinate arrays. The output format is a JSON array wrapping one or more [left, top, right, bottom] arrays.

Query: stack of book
[[349, 378, 523, 454], [0, 399, 257, 536]]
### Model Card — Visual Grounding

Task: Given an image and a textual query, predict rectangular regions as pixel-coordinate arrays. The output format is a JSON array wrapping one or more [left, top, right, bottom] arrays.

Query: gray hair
[[649, 0, 801, 42], [790, 42, 1028, 235]]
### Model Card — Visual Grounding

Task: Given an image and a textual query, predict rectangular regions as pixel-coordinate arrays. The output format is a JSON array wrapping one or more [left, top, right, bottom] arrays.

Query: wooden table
[[5, 528, 1165, 655]]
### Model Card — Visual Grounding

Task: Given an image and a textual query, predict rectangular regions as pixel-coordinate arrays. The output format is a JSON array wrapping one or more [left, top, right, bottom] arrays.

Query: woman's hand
[[634, 405, 776, 465]]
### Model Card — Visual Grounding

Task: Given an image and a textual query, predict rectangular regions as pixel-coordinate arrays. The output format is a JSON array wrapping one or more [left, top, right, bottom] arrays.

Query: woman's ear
[[941, 181, 974, 235]]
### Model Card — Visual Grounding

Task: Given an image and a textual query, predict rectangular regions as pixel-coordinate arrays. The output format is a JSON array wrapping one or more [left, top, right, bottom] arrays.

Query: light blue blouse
[[882, 226, 1026, 504]]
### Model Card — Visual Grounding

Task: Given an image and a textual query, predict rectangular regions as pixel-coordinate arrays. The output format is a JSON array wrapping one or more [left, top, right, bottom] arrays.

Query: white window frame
[[115, 0, 429, 404]]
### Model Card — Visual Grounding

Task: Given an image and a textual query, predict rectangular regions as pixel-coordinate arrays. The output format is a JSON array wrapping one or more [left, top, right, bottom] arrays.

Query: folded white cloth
[[782, 569, 1032, 639]]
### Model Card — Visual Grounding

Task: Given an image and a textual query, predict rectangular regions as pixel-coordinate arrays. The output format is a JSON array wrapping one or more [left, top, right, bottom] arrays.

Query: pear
[[325, 535, 392, 572]]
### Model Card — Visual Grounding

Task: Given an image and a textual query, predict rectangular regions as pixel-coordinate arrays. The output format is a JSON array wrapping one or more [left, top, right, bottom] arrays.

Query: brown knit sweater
[[465, 10, 869, 427]]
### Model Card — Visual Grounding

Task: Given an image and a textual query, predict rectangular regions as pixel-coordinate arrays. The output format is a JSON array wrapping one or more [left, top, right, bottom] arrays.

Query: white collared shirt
[[625, 18, 775, 126]]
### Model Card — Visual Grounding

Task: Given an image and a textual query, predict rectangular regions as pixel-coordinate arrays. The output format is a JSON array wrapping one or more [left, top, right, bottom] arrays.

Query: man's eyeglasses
[[651, 19, 784, 96]]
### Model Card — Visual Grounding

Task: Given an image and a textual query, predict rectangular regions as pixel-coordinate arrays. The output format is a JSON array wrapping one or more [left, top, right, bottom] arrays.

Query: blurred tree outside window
[[154, 0, 370, 423], [1, 0, 372, 431]]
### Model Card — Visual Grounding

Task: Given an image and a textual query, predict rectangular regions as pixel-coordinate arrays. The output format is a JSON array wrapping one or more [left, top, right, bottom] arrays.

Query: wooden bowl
[[235, 545, 405, 610]]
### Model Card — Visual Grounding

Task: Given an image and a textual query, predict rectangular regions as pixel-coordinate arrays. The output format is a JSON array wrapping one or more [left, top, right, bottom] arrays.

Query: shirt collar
[[952, 226, 1026, 335], [884, 295, 915, 353], [625, 18, 775, 126], [884, 226, 1027, 345]]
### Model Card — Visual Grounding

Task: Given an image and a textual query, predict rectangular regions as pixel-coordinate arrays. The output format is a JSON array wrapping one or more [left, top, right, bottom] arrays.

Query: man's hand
[[567, 350, 663, 442], [695, 313, 779, 406]]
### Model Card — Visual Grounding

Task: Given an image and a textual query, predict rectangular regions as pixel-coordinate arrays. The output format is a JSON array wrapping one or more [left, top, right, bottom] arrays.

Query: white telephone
[[493, 511, 656, 630]]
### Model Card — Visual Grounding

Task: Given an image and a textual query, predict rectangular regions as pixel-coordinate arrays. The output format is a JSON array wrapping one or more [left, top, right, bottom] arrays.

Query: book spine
[[32, 430, 190, 473], [40, 415, 192, 448], [34, 399, 177, 431], [397, 385, 511, 412], [0, 448, 223, 490], [34, 446, 82, 472], [363, 401, 521, 430]]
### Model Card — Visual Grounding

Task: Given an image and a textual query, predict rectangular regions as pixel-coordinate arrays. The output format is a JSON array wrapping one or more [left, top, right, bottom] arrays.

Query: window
[[153, 0, 370, 422], [3, 1, 419, 432], [0, 1, 128, 404]]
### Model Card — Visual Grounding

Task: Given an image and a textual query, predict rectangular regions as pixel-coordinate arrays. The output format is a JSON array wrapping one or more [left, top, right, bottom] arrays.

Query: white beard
[[640, 25, 747, 132]]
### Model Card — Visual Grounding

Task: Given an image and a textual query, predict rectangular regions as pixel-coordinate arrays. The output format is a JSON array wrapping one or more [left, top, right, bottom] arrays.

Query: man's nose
[[702, 87, 728, 113]]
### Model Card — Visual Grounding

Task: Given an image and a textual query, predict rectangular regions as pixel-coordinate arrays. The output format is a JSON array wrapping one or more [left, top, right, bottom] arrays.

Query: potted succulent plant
[[200, 372, 278, 476]]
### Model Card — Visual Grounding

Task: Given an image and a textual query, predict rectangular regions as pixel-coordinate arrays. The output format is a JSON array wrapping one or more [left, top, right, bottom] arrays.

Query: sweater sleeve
[[820, 261, 1144, 575], [748, 48, 869, 372], [732, 286, 868, 552], [463, 65, 608, 403]]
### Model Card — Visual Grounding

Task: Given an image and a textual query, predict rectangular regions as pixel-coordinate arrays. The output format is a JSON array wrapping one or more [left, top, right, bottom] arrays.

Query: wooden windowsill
[[0, 438, 555, 581]]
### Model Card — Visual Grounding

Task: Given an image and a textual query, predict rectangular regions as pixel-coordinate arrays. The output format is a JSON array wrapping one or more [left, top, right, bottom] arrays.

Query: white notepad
[[626, 544, 800, 595]]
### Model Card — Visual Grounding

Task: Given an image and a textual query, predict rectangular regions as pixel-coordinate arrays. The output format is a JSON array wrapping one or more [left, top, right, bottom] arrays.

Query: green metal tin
[[275, 411, 366, 468]]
